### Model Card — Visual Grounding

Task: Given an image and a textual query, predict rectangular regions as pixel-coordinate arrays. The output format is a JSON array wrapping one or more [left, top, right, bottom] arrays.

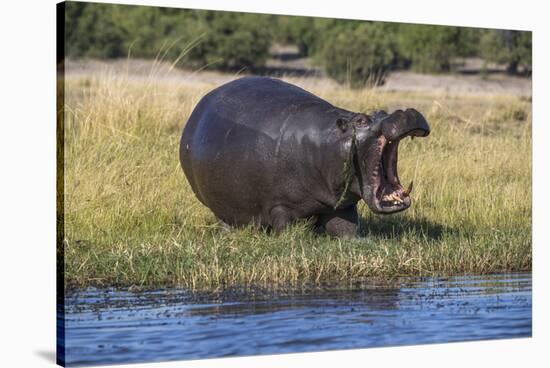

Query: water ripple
[[62, 273, 532, 367]]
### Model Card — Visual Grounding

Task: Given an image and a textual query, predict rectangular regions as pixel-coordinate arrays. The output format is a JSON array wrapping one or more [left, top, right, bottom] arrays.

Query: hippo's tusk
[[403, 181, 413, 197]]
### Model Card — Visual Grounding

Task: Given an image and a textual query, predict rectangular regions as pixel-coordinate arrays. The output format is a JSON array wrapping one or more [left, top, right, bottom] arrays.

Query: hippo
[[179, 76, 430, 238]]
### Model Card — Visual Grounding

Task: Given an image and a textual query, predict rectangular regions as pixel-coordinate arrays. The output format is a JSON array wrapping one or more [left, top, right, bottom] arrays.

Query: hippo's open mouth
[[369, 128, 427, 214]]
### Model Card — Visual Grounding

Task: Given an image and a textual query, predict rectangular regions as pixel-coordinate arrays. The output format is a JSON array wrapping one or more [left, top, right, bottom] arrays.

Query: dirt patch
[[379, 71, 531, 97], [63, 56, 531, 97]]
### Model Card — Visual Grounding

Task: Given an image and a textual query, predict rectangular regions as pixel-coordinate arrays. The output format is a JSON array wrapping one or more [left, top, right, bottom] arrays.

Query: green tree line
[[64, 2, 532, 87]]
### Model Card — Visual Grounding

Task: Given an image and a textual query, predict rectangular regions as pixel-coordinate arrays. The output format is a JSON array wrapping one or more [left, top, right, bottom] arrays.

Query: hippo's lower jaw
[[366, 127, 428, 215]]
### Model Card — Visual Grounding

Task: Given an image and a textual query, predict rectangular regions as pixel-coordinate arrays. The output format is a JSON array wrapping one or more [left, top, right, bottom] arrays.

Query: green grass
[[62, 70, 532, 291]]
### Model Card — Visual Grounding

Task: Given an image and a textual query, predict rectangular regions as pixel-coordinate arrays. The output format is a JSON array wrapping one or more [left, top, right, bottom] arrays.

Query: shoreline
[[64, 270, 533, 293]]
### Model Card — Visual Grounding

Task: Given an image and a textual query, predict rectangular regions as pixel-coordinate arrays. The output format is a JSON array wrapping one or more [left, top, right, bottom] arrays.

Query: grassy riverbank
[[61, 65, 531, 290]]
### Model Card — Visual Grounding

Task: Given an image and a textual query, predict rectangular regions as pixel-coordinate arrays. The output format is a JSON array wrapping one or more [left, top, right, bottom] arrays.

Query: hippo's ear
[[371, 110, 389, 123], [336, 118, 350, 132]]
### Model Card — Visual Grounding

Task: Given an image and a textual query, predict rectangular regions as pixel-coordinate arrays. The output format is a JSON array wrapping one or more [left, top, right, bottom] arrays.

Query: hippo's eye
[[358, 116, 371, 125]]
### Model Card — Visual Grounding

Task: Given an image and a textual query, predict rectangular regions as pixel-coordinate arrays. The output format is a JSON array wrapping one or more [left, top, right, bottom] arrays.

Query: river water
[[61, 273, 531, 366]]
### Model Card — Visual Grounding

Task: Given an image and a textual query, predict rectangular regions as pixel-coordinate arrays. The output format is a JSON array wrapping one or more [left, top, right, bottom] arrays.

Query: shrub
[[480, 30, 532, 74], [182, 11, 273, 71], [397, 25, 462, 73], [64, 3, 273, 71], [65, 2, 126, 58], [64, 3, 532, 80], [274, 16, 317, 56], [317, 22, 396, 88]]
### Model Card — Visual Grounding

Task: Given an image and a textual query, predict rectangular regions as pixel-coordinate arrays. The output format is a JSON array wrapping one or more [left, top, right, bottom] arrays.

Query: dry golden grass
[[62, 65, 531, 290]]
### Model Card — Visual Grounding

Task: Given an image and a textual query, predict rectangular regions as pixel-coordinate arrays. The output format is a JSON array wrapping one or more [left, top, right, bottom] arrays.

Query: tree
[[275, 16, 317, 56], [183, 11, 273, 71], [397, 24, 462, 73], [65, 2, 126, 58], [317, 22, 396, 88], [480, 30, 532, 74], [63, 3, 532, 81]]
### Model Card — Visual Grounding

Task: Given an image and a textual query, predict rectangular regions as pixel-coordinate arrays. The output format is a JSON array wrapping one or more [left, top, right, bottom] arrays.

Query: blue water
[[62, 273, 531, 366]]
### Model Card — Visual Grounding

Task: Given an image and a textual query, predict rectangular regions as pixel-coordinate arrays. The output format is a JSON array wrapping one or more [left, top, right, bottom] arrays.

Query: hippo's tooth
[[403, 181, 414, 197], [388, 193, 400, 202]]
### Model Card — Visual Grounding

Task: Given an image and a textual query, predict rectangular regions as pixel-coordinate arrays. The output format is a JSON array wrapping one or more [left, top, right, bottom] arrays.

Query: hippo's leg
[[269, 205, 295, 232], [316, 206, 358, 238], [217, 219, 232, 231]]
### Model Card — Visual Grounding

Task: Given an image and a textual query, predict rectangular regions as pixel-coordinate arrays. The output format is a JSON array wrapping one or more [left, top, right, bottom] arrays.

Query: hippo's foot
[[217, 220, 232, 231], [269, 205, 296, 233], [316, 206, 358, 238]]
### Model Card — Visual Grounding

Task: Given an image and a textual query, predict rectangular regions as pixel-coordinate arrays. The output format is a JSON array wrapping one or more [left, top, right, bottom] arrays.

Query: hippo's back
[[179, 76, 345, 226]]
